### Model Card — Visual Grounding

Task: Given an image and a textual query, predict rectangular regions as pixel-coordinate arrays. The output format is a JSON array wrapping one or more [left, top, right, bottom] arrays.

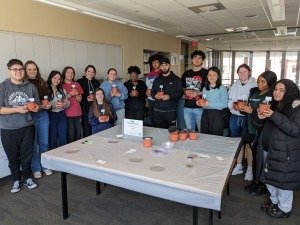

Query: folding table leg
[[227, 182, 230, 195], [209, 209, 213, 225], [61, 172, 69, 219], [96, 181, 101, 195], [193, 206, 198, 225]]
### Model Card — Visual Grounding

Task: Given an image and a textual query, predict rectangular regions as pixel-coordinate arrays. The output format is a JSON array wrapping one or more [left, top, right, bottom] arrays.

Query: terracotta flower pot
[[259, 103, 271, 114], [179, 131, 187, 141], [196, 98, 206, 105], [157, 91, 164, 97], [112, 87, 118, 93], [189, 131, 198, 140], [233, 102, 238, 110], [237, 101, 247, 110], [41, 99, 49, 105], [100, 115, 108, 121], [71, 87, 78, 95], [26, 101, 36, 111], [170, 133, 179, 142], [143, 137, 153, 147], [131, 90, 137, 96], [89, 93, 94, 100]]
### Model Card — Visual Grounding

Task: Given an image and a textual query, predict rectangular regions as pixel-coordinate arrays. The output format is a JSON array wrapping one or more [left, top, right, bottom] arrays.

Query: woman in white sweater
[[228, 64, 257, 181]]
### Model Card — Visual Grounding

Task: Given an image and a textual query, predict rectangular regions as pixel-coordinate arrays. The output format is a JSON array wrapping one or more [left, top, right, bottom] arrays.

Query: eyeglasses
[[9, 68, 24, 72]]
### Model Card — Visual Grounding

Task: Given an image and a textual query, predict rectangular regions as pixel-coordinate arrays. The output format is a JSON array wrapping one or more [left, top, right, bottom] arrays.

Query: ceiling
[[36, 0, 300, 51]]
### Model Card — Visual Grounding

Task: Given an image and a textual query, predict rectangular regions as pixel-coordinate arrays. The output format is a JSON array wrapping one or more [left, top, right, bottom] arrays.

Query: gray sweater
[[0, 78, 40, 129]]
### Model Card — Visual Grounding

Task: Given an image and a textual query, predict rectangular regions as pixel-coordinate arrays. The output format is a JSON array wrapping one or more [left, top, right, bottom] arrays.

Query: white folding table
[[41, 126, 240, 225]]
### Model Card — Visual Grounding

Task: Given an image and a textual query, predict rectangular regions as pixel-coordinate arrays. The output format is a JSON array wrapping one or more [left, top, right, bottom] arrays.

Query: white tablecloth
[[41, 126, 240, 211]]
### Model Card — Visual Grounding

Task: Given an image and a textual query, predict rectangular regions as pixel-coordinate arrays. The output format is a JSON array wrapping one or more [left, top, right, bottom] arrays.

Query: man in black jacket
[[151, 58, 183, 129]]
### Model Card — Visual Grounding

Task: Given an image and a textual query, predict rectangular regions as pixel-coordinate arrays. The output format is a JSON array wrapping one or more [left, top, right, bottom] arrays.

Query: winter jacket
[[254, 100, 300, 190]]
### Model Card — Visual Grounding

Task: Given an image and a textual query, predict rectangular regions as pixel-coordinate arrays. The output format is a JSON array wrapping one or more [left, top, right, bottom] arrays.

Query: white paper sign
[[122, 119, 143, 137]]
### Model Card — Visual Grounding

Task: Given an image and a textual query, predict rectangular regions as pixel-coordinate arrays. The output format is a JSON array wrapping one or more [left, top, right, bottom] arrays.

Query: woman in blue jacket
[[196, 66, 228, 136]]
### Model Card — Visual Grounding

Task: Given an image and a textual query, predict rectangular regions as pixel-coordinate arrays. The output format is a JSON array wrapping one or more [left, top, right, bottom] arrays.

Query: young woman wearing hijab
[[254, 79, 300, 218]]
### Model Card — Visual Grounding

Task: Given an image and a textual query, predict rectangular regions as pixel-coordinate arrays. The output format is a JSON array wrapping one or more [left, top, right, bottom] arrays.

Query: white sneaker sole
[[11, 188, 20, 193]]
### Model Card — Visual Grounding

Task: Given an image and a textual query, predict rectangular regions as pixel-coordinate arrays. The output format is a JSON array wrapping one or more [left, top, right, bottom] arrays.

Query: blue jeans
[[183, 107, 204, 132], [229, 114, 247, 137], [31, 110, 49, 173], [49, 111, 68, 150]]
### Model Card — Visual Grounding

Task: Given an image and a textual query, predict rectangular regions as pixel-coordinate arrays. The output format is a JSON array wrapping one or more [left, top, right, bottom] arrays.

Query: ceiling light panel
[[220, 0, 262, 9], [144, 1, 183, 12], [267, 0, 285, 21]]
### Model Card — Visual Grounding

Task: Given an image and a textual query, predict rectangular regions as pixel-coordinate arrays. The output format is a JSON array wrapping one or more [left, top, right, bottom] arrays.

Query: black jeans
[[82, 115, 91, 138], [154, 110, 177, 129], [67, 116, 82, 143], [125, 108, 145, 121], [1, 125, 35, 181]]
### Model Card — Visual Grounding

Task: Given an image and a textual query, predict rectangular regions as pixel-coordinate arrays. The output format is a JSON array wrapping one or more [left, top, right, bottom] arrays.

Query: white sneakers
[[11, 180, 21, 193], [33, 169, 53, 179], [244, 169, 253, 181], [43, 169, 53, 176], [232, 165, 253, 181], [232, 165, 243, 175], [33, 172, 42, 179]]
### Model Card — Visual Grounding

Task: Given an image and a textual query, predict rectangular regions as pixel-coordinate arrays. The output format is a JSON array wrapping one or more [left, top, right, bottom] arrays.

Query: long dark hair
[[205, 66, 222, 90], [271, 79, 300, 117], [62, 66, 76, 82], [92, 88, 112, 118], [47, 70, 67, 101], [24, 60, 47, 88]]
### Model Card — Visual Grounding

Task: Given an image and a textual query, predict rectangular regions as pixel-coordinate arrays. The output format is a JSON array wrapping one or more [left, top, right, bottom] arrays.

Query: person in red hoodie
[[145, 54, 163, 126]]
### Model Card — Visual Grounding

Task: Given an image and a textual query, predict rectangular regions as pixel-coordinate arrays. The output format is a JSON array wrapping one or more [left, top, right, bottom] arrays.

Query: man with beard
[[181, 50, 208, 132], [151, 58, 183, 129]]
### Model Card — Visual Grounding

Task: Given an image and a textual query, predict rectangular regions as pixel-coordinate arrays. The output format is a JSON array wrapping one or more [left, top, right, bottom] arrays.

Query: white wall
[[0, 31, 123, 82]]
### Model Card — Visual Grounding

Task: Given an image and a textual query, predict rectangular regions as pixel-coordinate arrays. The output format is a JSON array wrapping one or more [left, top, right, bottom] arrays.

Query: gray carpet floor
[[0, 171, 299, 225]]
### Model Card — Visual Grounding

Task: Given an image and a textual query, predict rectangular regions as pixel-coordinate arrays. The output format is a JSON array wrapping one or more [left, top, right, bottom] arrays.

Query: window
[[285, 52, 297, 83], [221, 52, 232, 87], [268, 52, 282, 78], [252, 52, 267, 79]]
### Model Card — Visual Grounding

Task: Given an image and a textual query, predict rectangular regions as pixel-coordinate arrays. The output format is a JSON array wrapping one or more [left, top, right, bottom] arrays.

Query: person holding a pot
[[240, 71, 277, 196], [100, 68, 128, 126], [151, 58, 183, 129], [254, 79, 300, 219], [229, 64, 257, 181], [124, 66, 147, 121]]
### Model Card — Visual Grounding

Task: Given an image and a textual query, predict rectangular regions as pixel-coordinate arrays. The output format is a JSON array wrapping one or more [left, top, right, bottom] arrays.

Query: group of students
[[1, 52, 300, 219]]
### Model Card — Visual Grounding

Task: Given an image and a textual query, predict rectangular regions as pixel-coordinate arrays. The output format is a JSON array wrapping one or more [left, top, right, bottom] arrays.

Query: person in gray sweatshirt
[[0, 59, 41, 193]]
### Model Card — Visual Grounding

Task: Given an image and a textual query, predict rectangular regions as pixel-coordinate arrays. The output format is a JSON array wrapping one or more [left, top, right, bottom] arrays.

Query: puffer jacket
[[254, 100, 300, 190]]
